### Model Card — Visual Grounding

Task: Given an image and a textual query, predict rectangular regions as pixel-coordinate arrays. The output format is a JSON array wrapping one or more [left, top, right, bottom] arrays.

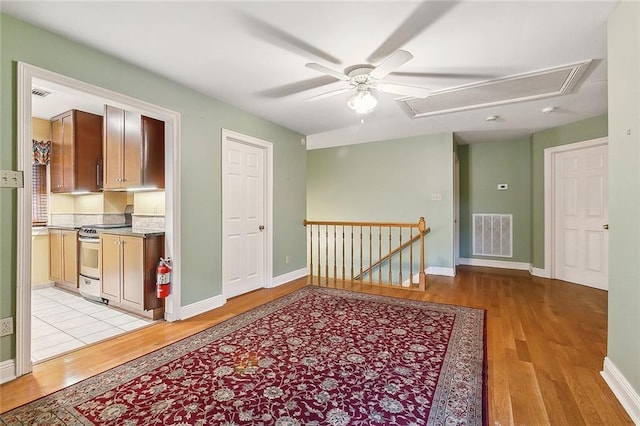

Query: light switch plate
[[0, 170, 24, 188], [497, 183, 508, 190], [431, 193, 442, 201]]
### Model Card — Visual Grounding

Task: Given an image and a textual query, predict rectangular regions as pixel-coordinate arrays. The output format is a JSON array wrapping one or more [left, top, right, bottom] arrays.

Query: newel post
[[418, 217, 427, 291]]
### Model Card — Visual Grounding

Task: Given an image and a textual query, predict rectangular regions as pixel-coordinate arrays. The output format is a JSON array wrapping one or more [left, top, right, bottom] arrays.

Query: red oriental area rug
[[0, 286, 486, 425]]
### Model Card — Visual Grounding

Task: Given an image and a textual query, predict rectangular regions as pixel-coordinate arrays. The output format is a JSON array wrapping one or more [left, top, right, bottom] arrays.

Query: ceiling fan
[[305, 49, 430, 114]]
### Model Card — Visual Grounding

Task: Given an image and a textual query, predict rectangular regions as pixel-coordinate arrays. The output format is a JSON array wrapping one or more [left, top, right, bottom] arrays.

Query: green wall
[[0, 14, 307, 362], [530, 115, 608, 269], [607, 1, 640, 398], [307, 134, 454, 269], [458, 138, 532, 263]]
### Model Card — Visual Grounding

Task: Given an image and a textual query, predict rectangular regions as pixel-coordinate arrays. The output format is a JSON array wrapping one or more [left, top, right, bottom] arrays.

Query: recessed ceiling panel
[[401, 61, 592, 119]]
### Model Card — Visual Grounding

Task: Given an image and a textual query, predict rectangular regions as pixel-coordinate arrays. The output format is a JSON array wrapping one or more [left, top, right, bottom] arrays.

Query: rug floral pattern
[[0, 287, 485, 425]]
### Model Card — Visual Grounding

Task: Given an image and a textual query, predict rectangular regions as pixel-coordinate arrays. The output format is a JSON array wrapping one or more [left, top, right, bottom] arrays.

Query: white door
[[553, 144, 608, 289], [222, 134, 267, 298]]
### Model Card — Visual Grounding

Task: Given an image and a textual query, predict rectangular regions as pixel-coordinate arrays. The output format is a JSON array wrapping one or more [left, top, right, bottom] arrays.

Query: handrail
[[353, 232, 422, 280], [303, 219, 424, 228], [304, 217, 430, 290]]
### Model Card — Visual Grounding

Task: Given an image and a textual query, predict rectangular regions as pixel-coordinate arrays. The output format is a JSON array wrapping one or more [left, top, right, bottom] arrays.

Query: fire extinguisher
[[156, 257, 171, 298]]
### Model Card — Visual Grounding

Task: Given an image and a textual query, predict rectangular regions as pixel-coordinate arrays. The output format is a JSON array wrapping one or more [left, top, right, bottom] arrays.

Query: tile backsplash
[[132, 215, 165, 231], [50, 214, 127, 227]]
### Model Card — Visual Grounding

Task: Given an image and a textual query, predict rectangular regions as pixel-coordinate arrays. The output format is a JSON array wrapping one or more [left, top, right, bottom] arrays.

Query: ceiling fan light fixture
[[347, 89, 377, 114]]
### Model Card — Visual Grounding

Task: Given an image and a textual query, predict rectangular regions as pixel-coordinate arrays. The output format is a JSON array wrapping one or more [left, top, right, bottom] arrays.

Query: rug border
[[2, 285, 488, 425]]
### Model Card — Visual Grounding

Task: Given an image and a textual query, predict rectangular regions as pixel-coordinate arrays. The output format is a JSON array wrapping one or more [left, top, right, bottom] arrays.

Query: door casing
[[221, 129, 273, 302], [15, 62, 182, 378], [544, 137, 609, 286]]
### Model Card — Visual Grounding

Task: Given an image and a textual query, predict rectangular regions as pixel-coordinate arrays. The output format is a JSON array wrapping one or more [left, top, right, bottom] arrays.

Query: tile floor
[[31, 286, 153, 363]]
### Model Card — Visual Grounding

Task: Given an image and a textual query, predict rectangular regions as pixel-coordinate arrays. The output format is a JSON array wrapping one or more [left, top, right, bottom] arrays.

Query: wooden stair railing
[[303, 217, 430, 290], [352, 233, 422, 281]]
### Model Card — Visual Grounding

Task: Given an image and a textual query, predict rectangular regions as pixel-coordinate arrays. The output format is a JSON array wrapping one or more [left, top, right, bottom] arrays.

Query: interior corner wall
[[530, 114, 608, 269], [0, 13, 307, 363], [306, 133, 455, 269], [607, 0, 640, 401], [458, 137, 532, 263]]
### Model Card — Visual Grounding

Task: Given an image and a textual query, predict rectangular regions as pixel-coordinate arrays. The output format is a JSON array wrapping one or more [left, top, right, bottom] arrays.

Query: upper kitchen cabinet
[[50, 110, 103, 193], [103, 105, 165, 190]]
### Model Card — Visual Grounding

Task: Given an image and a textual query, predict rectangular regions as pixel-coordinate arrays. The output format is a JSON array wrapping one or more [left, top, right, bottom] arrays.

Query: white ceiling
[[2, 1, 617, 148]]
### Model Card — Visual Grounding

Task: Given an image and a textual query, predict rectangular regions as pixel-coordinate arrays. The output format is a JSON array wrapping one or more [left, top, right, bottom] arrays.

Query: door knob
[[603, 224, 609, 230], [259, 225, 265, 231]]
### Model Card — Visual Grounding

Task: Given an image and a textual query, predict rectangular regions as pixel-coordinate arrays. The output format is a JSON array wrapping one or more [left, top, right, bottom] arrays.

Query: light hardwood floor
[[0, 266, 633, 424]]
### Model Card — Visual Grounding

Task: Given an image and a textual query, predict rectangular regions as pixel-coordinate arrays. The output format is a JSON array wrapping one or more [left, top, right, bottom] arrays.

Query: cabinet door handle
[[96, 164, 102, 188]]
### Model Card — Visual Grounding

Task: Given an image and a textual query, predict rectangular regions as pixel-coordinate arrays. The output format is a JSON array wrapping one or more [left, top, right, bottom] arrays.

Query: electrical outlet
[[0, 317, 14, 337]]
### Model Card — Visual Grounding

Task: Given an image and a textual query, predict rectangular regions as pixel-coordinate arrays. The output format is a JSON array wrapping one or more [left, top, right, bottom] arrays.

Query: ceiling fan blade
[[367, 1, 459, 63], [377, 83, 430, 99], [239, 12, 341, 65], [305, 87, 352, 102], [390, 71, 498, 80], [305, 63, 350, 81], [369, 50, 413, 80], [257, 76, 338, 98]]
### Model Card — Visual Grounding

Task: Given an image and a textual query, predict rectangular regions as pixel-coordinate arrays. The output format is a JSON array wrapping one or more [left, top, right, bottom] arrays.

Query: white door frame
[[16, 62, 182, 377], [221, 129, 273, 302], [543, 136, 608, 280], [453, 152, 460, 271]]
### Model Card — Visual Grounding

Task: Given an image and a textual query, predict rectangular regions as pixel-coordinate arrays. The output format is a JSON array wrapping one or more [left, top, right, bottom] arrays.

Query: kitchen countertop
[[98, 227, 165, 238], [47, 225, 81, 231]]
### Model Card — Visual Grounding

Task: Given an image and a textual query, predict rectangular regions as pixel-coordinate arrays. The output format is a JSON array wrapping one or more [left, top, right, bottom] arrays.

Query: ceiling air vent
[[31, 87, 51, 98], [400, 60, 592, 118]]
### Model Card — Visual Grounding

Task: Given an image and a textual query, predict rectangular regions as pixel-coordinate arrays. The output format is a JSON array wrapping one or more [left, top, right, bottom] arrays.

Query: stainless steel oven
[[78, 224, 130, 303]]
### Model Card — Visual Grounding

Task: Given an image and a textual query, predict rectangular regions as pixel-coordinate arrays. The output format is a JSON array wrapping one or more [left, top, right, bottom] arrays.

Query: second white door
[[553, 143, 608, 289], [222, 135, 266, 298]]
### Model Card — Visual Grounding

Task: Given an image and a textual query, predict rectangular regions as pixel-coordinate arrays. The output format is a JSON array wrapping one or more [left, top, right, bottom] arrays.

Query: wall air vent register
[[473, 213, 513, 258]]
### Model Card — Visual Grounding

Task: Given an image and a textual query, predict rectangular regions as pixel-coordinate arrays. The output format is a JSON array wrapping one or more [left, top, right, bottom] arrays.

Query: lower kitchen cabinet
[[100, 233, 164, 320], [49, 229, 78, 291]]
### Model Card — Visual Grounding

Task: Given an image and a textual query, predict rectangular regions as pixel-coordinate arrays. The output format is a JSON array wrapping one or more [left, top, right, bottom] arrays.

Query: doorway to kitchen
[[15, 62, 182, 378]]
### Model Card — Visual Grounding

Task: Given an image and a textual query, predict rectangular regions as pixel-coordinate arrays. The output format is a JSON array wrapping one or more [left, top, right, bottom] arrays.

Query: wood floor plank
[[0, 267, 634, 425]]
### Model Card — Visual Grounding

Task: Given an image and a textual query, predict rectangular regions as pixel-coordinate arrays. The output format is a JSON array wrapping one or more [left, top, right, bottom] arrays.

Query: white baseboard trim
[[601, 356, 640, 424], [529, 266, 551, 278], [459, 258, 530, 271], [271, 267, 307, 288], [180, 294, 225, 320], [426, 266, 456, 277], [0, 359, 16, 384]]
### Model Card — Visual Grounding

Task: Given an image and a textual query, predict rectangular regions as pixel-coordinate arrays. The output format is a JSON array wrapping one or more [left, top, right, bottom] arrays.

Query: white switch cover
[[431, 193, 442, 201], [0, 170, 24, 188], [497, 183, 508, 190]]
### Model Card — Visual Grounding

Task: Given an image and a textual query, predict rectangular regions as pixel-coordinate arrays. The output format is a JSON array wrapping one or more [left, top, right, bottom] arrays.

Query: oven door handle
[[78, 237, 100, 243]]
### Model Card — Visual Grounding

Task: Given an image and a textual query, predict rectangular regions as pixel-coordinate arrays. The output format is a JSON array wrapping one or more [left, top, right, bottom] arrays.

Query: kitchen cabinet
[[50, 110, 103, 193], [103, 105, 165, 190], [100, 233, 164, 319], [49, 229, 78, 291]]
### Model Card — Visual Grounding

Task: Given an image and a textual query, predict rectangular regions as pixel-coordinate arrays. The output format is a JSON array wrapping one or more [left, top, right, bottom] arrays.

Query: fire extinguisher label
[[157, 273, 170, 284]]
